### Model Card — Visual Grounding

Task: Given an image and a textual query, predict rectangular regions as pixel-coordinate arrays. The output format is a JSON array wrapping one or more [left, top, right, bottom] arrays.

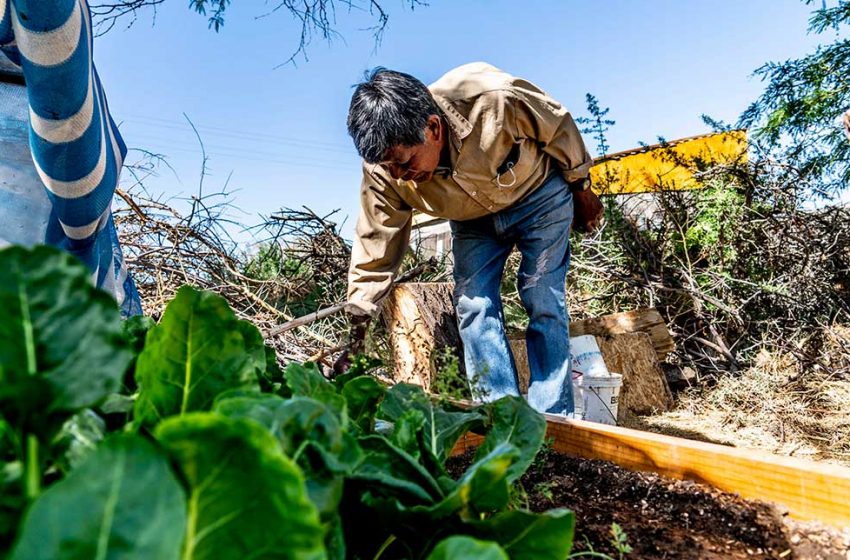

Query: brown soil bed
[[447, 447, 850, 559]]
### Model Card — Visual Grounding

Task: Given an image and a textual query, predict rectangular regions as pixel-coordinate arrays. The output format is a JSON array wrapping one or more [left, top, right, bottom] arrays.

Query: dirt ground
[[447, 448, 850, 559]]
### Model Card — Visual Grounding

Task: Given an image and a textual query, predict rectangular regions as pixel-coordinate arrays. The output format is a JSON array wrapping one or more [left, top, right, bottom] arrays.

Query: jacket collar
[[432, 93, 472, 145]]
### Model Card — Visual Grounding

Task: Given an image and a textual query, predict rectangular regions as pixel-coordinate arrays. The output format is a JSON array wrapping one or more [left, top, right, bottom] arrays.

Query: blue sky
[[95, 0, 826, 238]]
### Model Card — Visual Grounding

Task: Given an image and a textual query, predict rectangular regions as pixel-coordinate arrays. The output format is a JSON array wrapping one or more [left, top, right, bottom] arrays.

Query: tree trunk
[[380, 282, 462, 390]]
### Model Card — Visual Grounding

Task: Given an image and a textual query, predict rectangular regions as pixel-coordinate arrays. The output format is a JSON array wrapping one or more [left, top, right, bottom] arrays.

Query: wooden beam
[[454, 415, 850, 529]]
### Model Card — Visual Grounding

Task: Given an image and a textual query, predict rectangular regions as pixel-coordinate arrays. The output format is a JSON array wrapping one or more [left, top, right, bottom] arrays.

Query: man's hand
[[332, 315, 370, 376], [572, 188, 604, 234]]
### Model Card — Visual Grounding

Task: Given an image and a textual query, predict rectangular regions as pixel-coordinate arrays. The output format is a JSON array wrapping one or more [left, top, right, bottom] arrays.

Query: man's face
[[380, 115, 445, 183]]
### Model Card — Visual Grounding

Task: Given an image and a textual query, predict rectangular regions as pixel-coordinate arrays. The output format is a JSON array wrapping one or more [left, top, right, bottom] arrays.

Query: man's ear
[[426, 114, 442, 142]]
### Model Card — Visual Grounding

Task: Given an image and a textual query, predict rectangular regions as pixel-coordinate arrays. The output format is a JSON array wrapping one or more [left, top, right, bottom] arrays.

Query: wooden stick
[[267, 303, 347, 338], [266, 260, 437, 339], [453, 413, 850, 529]]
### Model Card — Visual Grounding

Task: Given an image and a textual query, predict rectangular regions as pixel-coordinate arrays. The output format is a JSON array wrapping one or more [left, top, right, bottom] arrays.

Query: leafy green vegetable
[[390, 409, 427, 459], [379, 384, 484, 467], [474, 397, 547, 483], [285, 362, 347, 419], [427, 536, 508, 560], [369, 442, 518, 523], [0, 247, 573, 559], [467, 509, 575, 560], [120, 314, 155, 391], [285, 362, 335, 399], [11, 434, 186, 560], [214, 393, 361, 476], [341, 376, 385, 433], [260, 345, 291, 396], [134, 287, 264, 427], [214, 385, 360, 555], [0, 246, 131, 425], [353, 435, 445, 504], [155, 412, 326, 560], [53, 409, 106, 474]]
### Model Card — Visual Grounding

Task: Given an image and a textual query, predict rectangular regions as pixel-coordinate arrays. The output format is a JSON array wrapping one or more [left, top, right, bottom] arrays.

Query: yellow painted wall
[[589, 130, 747, 195]]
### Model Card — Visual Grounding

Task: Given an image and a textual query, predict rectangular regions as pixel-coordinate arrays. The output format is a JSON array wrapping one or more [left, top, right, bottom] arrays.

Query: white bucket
[[569, 335, 609, 419], [581, 372, 623, 425]]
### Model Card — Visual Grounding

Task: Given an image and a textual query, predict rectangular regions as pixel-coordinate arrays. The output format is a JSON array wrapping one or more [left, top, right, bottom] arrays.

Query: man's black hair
[[347, 68, 440, 164]]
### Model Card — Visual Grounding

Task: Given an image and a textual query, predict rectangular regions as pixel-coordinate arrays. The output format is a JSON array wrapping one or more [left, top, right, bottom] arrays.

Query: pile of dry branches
[[113, 183, 353, 364]]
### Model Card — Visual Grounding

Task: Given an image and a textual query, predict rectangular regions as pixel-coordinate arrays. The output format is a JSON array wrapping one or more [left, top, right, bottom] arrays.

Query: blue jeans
[[450, 172, 574, 415]]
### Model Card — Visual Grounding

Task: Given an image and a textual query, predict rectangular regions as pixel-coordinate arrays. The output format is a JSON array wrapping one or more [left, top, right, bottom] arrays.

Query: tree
[[739, 0, 850, 196], [90, 0, 426, 64], [576, 93, 616, 157]]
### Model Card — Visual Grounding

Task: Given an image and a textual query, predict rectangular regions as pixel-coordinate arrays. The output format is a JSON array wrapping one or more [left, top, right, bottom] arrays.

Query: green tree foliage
[[576, 93, 616, 157], [740, 0, 850, 194]]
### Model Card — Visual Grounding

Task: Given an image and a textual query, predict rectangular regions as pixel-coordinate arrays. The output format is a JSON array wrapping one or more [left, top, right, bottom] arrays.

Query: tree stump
[[380, 282, 462, 390]]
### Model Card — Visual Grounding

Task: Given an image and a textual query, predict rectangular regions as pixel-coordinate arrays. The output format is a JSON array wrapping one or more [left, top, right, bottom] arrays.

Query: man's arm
[[347, 167, 413, 317], [335, 167, 412, 374], [509, 83, 604, 233]]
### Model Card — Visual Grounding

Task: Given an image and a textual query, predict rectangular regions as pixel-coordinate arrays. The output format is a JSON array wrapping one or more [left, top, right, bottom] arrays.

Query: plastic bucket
[[581, 372, 623, 425], [569, 335, 609, 418]]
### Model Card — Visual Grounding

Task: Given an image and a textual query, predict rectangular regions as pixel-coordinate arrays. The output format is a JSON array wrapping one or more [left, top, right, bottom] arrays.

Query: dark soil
[[447, 447, 850, 559]]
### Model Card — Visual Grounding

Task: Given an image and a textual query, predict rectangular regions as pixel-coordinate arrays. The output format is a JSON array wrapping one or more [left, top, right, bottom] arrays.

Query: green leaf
[[341, 376, 385, 433], [474, 397, 546, 483], [285, 362, 335, 398], [379, 384, 484, 466], [120, 315, 155, 392], [134, 287, 263, 427], [155, 413, 326, 560], [0, 246, 131, 425], [352, 435, 445, 504], [214, 393, 356, 551], [237, 319, 267, 383], [212, 391, 282, 426], [0, 459, 24, 555], [285, 362, 347, 419], [261, 345, 291, 397], [391, 409, 427, 459], [427, 536, 508, 560], [467, 509, 575, 560], [214, 394, 361, 476], [53, 409, 106, 474], [421, 442, 518, 519], [11, 434, 186, 560]]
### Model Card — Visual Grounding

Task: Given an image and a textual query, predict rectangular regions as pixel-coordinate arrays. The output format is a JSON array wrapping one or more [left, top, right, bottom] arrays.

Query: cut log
[[569, 307, 675, 360], [380, 282, 461, 389], [510, 332, 673, 420]]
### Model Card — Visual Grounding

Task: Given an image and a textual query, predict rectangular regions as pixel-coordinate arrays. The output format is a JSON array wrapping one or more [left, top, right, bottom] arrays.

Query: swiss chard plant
[[0, 245, 576, 559]]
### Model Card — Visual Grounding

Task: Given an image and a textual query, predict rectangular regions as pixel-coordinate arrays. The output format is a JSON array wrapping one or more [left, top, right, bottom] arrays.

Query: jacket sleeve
[[346, 165, 413, 318], [509, 80, 593, 183]]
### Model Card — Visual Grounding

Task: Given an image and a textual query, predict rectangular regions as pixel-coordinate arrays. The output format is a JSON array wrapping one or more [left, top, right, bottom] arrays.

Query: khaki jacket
[[347, 62, 592, 317]]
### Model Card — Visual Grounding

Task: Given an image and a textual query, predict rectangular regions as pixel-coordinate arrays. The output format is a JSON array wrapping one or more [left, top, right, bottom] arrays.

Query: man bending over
[[337, 62, 603, 415]]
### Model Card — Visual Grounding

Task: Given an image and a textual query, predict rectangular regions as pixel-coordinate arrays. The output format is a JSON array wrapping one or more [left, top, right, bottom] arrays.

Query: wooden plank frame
[[454, 414, 850, 529]]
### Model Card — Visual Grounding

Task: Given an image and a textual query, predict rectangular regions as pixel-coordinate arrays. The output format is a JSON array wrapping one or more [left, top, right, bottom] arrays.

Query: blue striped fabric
[[0, 0, 141, 315]]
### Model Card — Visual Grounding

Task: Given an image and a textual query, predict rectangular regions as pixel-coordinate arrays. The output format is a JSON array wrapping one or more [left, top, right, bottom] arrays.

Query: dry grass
[[634, 326, 850, 466]]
